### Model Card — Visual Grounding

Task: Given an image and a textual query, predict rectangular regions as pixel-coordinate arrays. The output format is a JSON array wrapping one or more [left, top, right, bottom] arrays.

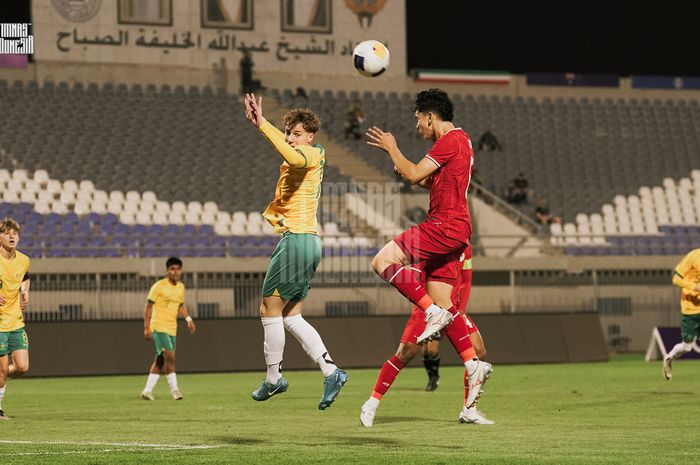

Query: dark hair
[[284, 108, 321, 134], [166, 257, 182, 268], [414, 88, 454, 122]]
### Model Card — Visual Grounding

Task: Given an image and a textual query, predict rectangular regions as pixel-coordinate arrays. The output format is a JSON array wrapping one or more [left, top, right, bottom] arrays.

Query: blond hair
[[0, 217, 21, 234]]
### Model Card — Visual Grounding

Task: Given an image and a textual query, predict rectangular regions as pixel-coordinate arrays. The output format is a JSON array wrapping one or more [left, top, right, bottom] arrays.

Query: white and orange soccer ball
[[352, 40, 390, 77]]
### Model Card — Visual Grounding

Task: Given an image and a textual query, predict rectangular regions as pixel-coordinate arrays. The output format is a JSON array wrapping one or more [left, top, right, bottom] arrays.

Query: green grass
[[0, 355, 696, 464]]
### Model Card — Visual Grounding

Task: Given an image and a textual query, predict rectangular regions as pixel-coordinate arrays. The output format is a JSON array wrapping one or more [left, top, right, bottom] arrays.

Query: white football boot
[[458, 405, 495, 425], [465, 361, 493, 408]]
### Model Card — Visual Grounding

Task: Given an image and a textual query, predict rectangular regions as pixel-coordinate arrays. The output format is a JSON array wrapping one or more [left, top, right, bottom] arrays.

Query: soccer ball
[[352, 40, 390, 77]]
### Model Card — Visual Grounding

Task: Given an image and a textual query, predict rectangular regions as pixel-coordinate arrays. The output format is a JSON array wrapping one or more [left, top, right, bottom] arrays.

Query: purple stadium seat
[[114, 223, 130, 235]]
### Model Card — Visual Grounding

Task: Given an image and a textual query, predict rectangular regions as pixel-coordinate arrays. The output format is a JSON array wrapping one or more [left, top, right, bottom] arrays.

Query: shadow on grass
[[212, 436, 265, 445], [378, 415, 446, 424], [310, 436, 402, 447]]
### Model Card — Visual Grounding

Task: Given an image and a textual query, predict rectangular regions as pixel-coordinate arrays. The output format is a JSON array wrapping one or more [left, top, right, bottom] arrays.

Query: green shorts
[[152, 331, 176, 355], [680, 313, 700, 342], [262, 232, 321, 302], [0, 328, 29, 356]]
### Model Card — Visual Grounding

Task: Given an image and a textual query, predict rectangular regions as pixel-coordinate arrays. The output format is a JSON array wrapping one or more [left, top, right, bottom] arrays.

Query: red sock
[[371, 355, 406, 398], [459, 268, 472, 311], [380, 264, 433, 310], [443, 311, 476, 360], [463, 370, 469, 405]]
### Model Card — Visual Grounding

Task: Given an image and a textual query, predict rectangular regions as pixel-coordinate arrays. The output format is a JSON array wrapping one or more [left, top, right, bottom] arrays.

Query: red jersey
[[424, 128, 474, 241]]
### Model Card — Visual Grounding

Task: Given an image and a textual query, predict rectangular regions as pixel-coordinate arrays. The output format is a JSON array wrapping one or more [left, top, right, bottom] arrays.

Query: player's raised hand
[[244, 93, 265, 128], [366, 126, 397, 153], [0, 295, 6, 306]]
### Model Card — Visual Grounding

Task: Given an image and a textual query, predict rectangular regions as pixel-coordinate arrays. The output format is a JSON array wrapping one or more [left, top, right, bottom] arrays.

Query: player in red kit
[[365, 89, 492, 420], [423, 246, 488, 391], [359, 246, 494, 426]]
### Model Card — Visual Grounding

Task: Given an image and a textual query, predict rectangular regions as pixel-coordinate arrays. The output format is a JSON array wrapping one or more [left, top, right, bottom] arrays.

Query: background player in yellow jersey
[[663, 248, 700, 379], [0, 218, 31, 420], [141, 257, 196, 400], [243, 93, 347, 410]]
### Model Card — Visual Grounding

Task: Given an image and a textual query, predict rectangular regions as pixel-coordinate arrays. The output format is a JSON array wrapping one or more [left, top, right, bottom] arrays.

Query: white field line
[[0, 440, 220, 455]]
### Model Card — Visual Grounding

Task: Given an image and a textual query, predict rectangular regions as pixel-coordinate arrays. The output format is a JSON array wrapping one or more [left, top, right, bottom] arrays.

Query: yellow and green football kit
[[258, 121, 324, 301], [0, 250, 30, 356], [673, 248, 700, 342], [147, 278, 185, 354]]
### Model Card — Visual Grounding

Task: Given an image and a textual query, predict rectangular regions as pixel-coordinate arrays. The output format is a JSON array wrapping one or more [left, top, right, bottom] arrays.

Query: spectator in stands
[[477, 129, 502, 151], [505, 179, 526, 204], [239, 51, 254, 95], [344, 100, 364, 139], [294, 87, 309, 100], [534, 197, 562, 225], [514, 172, 531, 202]]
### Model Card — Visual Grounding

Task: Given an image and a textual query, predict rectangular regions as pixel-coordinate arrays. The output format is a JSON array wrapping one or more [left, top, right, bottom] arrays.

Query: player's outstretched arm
[[368, 126, 437, 184], [244, 93, 267, 128], [248, 96, 310, 168]]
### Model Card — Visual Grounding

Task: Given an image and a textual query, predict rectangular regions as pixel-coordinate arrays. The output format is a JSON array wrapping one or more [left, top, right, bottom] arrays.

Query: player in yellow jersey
[[140, 257, 196, 400], [0, 218, 31, 420], [663, 248, 700, 379], [244, 93, 347, 410]]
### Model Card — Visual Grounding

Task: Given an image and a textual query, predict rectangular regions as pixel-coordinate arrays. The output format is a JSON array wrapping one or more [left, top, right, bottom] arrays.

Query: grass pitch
[[0, 355, 696, 464]]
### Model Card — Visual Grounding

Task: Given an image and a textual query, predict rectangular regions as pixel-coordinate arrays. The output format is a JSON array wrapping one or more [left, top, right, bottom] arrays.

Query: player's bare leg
[[372, 241, 454, 339], [0, 355, 9, 419], [7, 349, 28, 378], [281, 300, 348, 410], [161, 349, 182, 400], [252, 296, 291, 401], [470, 330, 487, 360]]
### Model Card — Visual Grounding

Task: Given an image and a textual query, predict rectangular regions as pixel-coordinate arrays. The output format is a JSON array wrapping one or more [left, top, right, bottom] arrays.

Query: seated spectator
[[505, 179, 526, 205], [344, 100, 364, 139], [513, 172, 531, 202], [535, 197, 562, 225], [294, 87, 309, 100], [477, 129, 502, 151]]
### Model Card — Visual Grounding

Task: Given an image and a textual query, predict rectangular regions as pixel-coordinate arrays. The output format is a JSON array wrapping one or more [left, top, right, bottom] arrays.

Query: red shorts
[[400, 307, 479, 344], [394, 221, 467, 286]]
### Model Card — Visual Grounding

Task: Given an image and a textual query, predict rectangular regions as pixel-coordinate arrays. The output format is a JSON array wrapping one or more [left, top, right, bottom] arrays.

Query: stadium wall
[[25, 312, 608, 377], [32, 0, 406, 77], [22, 256, 680, 353]]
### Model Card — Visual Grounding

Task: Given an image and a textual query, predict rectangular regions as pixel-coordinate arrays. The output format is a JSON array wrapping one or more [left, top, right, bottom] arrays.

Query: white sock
[[365, 396, 380, 409], [284, 314, 337, 377], [262, 316, 285, 384], [144, 373, 159, 392], [0, 385, 5, 410], [166, 373, 178, 391], [668, 341, 694, 360]]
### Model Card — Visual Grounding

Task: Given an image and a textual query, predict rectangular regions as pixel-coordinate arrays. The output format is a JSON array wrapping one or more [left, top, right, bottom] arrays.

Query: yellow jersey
[[673, 248, 700, 315], [0, 250, 30, 332], [147, 278, 185, 336], [259, 121, 325, 234]]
